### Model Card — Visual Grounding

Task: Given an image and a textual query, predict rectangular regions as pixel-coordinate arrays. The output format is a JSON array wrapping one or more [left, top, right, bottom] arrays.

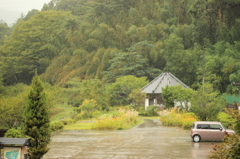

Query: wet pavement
[[43, 119, 217, 159]]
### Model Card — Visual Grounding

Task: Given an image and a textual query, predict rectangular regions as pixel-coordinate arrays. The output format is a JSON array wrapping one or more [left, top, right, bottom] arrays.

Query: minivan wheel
[[193, 135, 201, 142]]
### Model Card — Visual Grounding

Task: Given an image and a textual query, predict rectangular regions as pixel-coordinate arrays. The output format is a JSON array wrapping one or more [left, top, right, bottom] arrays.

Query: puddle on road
[[137, 119, 161, 128]]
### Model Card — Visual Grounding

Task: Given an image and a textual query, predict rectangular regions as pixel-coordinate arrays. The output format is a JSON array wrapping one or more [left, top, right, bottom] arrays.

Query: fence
[[226, 95, 240, 104]]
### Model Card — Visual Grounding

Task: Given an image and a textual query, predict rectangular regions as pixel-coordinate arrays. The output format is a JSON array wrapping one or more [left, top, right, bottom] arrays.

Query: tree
[[0, 73, 5, 95], [24, 75, 50, 159], [107, 75, 148, 106], [23, 9, 39, 21], [0, 83, 29, 128], [1, 11, 77, 85], [162, 34, 199, 86], [128, 88, 146, 109], [0, 96, 26, 128], [162, 85, 193, 109], [0, 22, 11, 45], [79, 78, 110, 110], [103, 51, 161, 83], [190, 83, 225, 121], [78, 99, 98, 118]]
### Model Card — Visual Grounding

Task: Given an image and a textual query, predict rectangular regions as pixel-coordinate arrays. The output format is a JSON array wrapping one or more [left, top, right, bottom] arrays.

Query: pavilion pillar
[[154, 98, 157, 106], [145, 98, 149, 110]]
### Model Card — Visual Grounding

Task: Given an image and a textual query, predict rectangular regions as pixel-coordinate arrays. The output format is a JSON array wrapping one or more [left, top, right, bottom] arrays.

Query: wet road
[[43, 119, 216, 159]]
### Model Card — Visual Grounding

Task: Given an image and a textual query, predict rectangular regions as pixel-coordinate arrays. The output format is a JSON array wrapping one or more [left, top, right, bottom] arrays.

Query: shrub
[[92, 108, 139, 130], [5, 128, 24, 138], [146, 105, 159, 116], [209, 108, 240, 158], [225, 108, 240, 135], [208, 134, 240, 159], [92, 114, 120, 130], [73, 113, 83, 120], [92, 111, 103, 118], [50, 121, 64, 131], [181, 113, 198, 129], [118, 108, 139, 123], [158, 109, 198, 129], [138, 107, 148, 116], [217, 112, 235, 128], [78, 99, 98, 119], [60, 118, 75, 125]]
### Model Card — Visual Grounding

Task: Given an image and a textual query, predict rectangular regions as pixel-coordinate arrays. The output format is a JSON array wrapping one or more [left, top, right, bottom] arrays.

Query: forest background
[[0, 0, 240, 129]]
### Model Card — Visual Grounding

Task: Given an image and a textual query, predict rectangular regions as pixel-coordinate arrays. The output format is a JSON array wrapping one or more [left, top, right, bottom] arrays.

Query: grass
[[50, 104, 75, 122], [64, 120, 93, 130]]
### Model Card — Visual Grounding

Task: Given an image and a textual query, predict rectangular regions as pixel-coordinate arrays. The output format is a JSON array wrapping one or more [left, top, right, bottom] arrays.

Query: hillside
[[0, 0, 240, 95]]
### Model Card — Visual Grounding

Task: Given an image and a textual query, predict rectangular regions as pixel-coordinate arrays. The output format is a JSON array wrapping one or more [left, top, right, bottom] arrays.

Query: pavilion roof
[[141, 72, 188, 94]]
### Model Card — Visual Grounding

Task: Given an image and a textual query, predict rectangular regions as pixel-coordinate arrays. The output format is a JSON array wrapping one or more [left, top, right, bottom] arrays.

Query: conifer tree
[[24, 75, 51, 159]]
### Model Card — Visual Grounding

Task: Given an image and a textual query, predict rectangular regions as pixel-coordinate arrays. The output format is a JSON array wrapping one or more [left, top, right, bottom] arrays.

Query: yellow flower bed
[[92, 108, 139, 130], [158, 108, 198, 129]]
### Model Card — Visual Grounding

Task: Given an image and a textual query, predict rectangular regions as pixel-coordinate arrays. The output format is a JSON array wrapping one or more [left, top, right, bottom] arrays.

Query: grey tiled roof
[[0, 138, 30, 146], [142, 72, 188, 94]]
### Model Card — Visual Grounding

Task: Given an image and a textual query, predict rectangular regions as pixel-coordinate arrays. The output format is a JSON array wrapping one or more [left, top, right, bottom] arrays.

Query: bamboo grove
[[0, 0, 240, 95]]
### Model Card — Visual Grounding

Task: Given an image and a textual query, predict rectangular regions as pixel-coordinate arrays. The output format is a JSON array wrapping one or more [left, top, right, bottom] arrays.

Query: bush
[[50, 121, 64, 131], [5, 128, 24, 138], [78, 99, 98, 119], [159, 109, 198, 129], [181, 113, 198, 129], [60, 118, 75, 125], [92, 111, 103, 118], [208, 109, 240, 158], [209, 134, 240, 159], [217, 112, 235, 128], [92, 108, 139, 130], [146, 106, 159, 116], [138, 107, 148, 116], [225, 108, 240, 135]]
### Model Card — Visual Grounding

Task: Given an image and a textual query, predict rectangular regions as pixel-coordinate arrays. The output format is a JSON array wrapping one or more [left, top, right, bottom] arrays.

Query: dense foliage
[[209, 109, 240, 159], [190, 83, 225, 121], [162, 85, 193, 109], [0, 0, 239, 96], [0, 1, 240, 155], [209, 134, 240, 159], [0, 84, 29, 128]]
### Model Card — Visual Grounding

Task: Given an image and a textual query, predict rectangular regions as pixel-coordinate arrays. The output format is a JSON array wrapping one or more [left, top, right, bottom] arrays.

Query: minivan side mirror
[[220, 128, 223, 131]]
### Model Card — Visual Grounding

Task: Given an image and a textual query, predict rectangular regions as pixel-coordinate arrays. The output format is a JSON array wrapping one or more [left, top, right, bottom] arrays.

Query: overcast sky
[[0, 0, 51, 26]]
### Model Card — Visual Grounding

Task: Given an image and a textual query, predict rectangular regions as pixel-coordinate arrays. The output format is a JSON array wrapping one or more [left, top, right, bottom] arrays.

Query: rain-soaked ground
[[43, 119, 218, 159]]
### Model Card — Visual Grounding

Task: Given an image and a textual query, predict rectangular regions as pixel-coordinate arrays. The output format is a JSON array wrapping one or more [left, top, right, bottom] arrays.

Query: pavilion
[[141, 72, 189, 110]]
